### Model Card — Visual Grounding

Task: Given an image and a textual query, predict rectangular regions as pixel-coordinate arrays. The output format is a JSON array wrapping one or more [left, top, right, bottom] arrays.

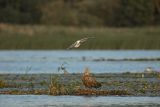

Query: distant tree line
[[0, 0, 160, 27]]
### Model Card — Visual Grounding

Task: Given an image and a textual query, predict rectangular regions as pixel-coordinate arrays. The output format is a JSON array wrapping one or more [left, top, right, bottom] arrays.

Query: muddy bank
[[0, 72, 160, 96]]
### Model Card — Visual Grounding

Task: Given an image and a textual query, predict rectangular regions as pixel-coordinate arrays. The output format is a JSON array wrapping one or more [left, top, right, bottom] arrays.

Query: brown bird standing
[[81, 67, 101, 89]]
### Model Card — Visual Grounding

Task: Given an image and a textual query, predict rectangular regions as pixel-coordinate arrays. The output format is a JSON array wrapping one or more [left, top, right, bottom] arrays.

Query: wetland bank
[[1, 72, 160, 107], [0, 72, 160, 96], [0, 50, 160, 107], [0, 50, 160, 96]]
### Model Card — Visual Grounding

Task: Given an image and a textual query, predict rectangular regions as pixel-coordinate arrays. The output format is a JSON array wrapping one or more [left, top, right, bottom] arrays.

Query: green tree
[[0, 0, 160, 26], [79, 0, 119, 26], [0, 0, 43, 24], [153, 0, 160, 25], [114, 0, 154, 26], [40, 0, 103, 26], [40, 0, 78, 25]]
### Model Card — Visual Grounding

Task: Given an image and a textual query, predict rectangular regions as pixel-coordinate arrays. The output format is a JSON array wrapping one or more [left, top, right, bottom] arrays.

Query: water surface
[[0, 50, 160, 73], [0, 95, 160, 107]]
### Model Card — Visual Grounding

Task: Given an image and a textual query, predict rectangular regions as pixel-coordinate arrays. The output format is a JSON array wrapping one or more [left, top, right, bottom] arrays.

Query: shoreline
[[0, 72, 160, 96]]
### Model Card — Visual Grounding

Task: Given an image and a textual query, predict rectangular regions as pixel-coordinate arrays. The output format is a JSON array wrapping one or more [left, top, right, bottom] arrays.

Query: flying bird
[[81, 67, 102, 89], [67, 37, 94, 49]]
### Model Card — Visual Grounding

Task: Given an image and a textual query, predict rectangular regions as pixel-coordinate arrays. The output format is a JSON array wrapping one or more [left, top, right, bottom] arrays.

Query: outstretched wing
[[79, 37, 89, 43], [79, 37, 95, 43], [67, 41, 77, 49], [67, 37, 95, 49]]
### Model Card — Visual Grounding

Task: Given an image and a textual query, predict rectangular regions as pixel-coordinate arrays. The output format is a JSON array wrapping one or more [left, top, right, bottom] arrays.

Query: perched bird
[[57, 63, 69, 75], [81, 67, 101, 89], [57, 62, 68, 72], [67, 37, 94, 49], [144, 67, 153, 73]]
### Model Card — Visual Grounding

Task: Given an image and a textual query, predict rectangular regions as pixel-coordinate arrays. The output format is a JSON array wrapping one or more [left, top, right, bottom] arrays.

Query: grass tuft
[[49, 76, 81, 95], [0, 80, 7, 88]]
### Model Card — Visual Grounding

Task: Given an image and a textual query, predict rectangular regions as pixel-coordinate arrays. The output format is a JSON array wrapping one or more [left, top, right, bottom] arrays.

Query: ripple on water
[[0, 95, 160, 107]]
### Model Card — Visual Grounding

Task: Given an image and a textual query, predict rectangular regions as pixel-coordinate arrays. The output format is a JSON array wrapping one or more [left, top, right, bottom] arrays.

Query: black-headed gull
[[67, 37, 94, 49]]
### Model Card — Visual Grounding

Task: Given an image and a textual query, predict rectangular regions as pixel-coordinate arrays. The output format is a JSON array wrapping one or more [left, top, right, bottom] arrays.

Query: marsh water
[[0, 50, 160, 74], [0, 50, 160, 107], [0, 95, 160, 107]]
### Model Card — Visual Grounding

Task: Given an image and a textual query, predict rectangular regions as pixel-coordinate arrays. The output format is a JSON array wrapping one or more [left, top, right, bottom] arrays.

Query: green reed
[[0, 24, 160, 49]]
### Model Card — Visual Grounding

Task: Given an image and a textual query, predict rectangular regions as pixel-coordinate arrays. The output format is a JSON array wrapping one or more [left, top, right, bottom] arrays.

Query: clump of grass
[[0, 80, 20, 88], [0, 80, 7, 88], [49, 76, 81, 95], [40, 80, 47, 86], [49, 76, 66, 95], [28, 82, 34, 91], [65, 80, 81, 94], [139, 89, 146, 94]]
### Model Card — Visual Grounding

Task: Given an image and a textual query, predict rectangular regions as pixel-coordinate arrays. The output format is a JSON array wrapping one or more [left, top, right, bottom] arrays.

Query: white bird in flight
[[67, 37, 94, 49]]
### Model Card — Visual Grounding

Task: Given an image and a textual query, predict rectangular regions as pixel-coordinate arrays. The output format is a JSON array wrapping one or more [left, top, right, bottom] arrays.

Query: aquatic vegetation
[[28, 82, 34, 91], [49, 76, 81, 95], [49, 76, 60, 95], [76, 89, 131, 96], [0, 73, 160, 96], [93, 58, 160, 62], [0, 80, 20, 88], [65, 80, 81, 94], [40, 80, 47, 86], [0, 24, 160, 49], [0, 80, 6, 88]]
